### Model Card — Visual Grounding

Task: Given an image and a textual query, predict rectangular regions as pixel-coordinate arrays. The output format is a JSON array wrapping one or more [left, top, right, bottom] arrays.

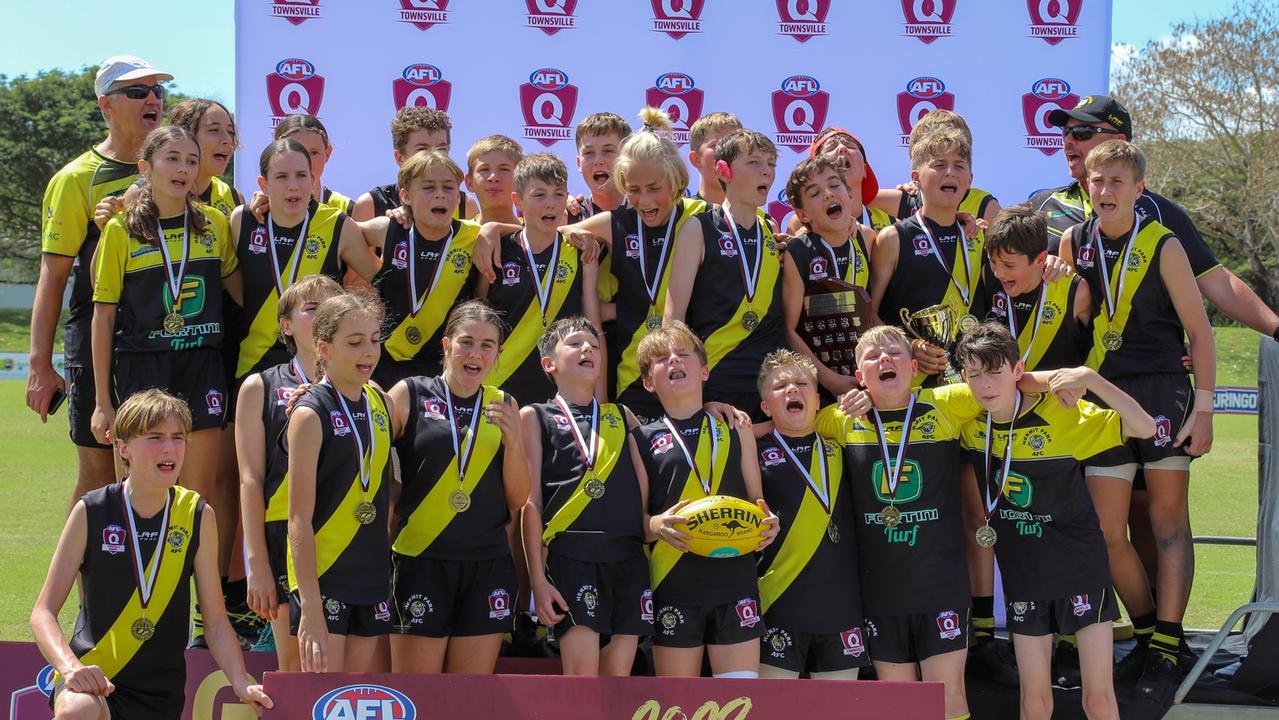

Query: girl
[[273, 114, 353, 214], [169, 99, 242, 218], [237, 275, 344, 669], [387, 300, 530, 673], [287, 292, 393, 673]]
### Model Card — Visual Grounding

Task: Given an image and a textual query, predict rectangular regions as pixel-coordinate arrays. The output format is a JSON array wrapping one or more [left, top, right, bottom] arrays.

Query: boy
[[467, 134, 524, 225], [956, 323, 1154, 720], [569, 112, 632, 222], [1060, 140, 1215, 698], [476, 153, 602, 406], [793, 127, 893, 233], [352, 106, 478, 222], [874, 110, 1002, 225], [634, 322, 778, 677], [666, 129, 783, 417], [519, 318, 652, 675], [31, 389, 271, 719], [780, 155, 875, 400], [755, 350, 866, 679], [686, 112, 743, 205]]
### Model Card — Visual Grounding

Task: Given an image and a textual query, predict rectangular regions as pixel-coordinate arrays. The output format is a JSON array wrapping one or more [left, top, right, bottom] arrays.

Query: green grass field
[[0, 318, 1266, 639]]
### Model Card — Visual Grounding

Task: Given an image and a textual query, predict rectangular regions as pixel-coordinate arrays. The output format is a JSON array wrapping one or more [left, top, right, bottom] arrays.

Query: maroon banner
[[263, 672, 943, 719]]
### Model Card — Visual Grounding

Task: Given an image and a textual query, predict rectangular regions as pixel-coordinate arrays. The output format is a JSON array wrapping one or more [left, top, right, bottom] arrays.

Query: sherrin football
[[676, 495, 765, 558]]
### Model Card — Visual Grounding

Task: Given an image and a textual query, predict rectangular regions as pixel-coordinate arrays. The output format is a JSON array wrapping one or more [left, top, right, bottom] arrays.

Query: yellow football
[[676, 495, 766, 558]]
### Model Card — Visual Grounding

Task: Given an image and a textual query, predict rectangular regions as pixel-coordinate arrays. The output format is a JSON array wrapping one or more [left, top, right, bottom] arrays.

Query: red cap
[[808, 127, 879, 207]]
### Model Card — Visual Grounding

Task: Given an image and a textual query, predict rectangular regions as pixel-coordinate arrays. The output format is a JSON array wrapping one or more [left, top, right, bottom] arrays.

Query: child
[[1059, 139, 1215, 697], [477, 153, 602, 406], [237, 275, 344, 668], [386, 300, 529, 673], [366, 149, 482, 388], [755, 350, 866, 679], [636, 322, 779, 677], [467, 134, 524, 225], [570, 112, 632, 222], [666, 129, 783, 417], [792, 127, 892, 234], [352, 106, 478, 222], [31, 389, 271, 719], [286, 293, 394, 673], [520, 318, 651, 675], [780, 155, 875, 400], [956, 322, 1155, 720], [273, 114, 352, 214], [874, 110, 1001, 225], [686, 112, 742, 205]]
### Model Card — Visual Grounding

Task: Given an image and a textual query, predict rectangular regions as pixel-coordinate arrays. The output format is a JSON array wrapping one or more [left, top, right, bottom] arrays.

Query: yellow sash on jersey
[[650, 416, 732, 590], [288, 386, 392, 589], [759, 442, 842, 614], [703, 221, 781, 372], [615, 198, 707, 398], [384, 221, 481, 362], [323, 188, 354, 215], [236, 206, 342, 377], [1084, 221, 1164, 371], [1019, 276, 1073, 371], [541, 404, 628, 546], [392, 385, 506, 557], [959, 188, 993, 220], [64, 487, 200, 682], [598, 250, 618, 302], [488, 245, 580, 388], [940, 228, 985, 318], [849, 232, 870, 289], [265, 477, 288, 523], [866, 206, 893, 233]]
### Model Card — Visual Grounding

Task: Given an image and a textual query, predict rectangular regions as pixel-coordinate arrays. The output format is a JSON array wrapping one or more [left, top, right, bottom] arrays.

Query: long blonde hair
[[612, 107, 689, 203]]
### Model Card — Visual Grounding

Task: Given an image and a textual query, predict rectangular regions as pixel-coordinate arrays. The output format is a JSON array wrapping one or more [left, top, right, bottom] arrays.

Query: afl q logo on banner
[[775, 0, 830, 42], [649, 0, 705, 39], [1022, 78, 1079, 155], [312, 684, 416, 720], [1027, 0, 1082, 44], [771, 74, 829, 152], [520, 67, 578, 146], [398, 0, 450, 31], [525, 0, 578, 35], [645, 72, 703, 145], [392, 64, 452, 111], [266, 58, 325, 123], [901, 0, 956, 43], [270, 0, 321, 25], [896, 76, 955, 145]]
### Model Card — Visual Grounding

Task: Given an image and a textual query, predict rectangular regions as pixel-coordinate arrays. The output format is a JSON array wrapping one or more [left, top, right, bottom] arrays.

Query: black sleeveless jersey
[[392, 376, 510, 561], [635, 413, 757, 605], [984, 273, 1086, 371], [369, 182, 468, 220], [786, 230, 870, 291], [257, 361, 307, 521], [532, 400, 644, 562], [73, 484, 203, 715], [880, 213, 987, 328]]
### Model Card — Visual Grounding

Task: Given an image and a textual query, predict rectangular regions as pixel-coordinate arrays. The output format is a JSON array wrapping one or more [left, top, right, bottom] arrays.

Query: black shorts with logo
[[760, 621, 872, 673], [1090, 373, 1192, 466], [864, 608, 970, 664], [1005, 587, 1120, 637], [113, 348, 228, 432], [66, 365, 111, 449], [545, 552, 652, 641], [288, 592, 392, 637], [264, 520, 290, 601], [652, 596, 766, 649], [390, 553, 517, 638]]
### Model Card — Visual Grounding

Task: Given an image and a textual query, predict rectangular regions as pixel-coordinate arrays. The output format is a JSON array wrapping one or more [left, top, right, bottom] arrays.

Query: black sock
[[972, 596, 995, 639], [1151, 621, 1183, 664], [1131, 610, 1157, 645]]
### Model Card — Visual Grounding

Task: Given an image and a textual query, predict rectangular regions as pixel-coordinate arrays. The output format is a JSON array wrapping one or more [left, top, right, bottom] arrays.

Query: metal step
[[1165, 705, 1279, 719]]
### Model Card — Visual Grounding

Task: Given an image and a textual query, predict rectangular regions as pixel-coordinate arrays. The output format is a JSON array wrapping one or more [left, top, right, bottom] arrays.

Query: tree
[[1114, 0, 1279, 311]]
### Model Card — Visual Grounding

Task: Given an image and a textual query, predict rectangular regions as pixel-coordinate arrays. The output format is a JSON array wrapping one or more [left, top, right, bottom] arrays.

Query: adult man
[[28, 55, 171, 509]]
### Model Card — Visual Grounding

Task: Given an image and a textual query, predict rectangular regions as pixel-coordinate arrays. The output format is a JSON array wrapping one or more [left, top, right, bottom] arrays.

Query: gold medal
[[741, 310, 760, 331], [959, 313, 979, 333], [354, 501, 377, 525], [163, 311, 185, 334], [975, 524, 998, 548], [880, 505, 902, 528], [584, 478, 606, 499], [645, 314, 662, 331], [131, 616, 156, 642], [449, 489, 471, 512], [405, 326, 422, 345], [1102, 329, 1123, 351], [827, 520, 840, 543]]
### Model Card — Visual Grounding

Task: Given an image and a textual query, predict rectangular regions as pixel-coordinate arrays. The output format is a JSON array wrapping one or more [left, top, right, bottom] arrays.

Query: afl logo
[[645, 73, 704, 143], [896, 76, 955, 144], [266, 58, 325, 119], [772, 75, 829, 152], [312, 684, 416, 720], [905, 76, 946, 100], [529, 67, 569, 91], [655, 72, 695, 95], [393, 63, 452, 111], [275, 58, 314, 82], [1022, 78, 1079, 156], [520, 68, 578, 147]]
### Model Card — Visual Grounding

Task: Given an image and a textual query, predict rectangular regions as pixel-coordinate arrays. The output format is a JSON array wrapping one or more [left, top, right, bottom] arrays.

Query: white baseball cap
[[94, 55, 173, 97]]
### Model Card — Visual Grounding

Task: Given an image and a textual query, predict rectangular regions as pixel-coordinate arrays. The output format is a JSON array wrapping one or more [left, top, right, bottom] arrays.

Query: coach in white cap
[[28, 54, 173, 508]]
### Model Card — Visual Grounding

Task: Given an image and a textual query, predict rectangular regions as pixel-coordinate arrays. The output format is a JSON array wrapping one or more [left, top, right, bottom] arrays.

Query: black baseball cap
[[1047, 95, 1133, 139]]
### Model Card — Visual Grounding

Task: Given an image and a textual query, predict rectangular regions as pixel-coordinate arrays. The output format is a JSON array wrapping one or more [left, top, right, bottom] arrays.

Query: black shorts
[[51, 677, 182, 719], [652, 596, 765, 649], [1090, 373, 1192, 466], [289, 591, 391, 637], [760, 621, 871, 673], [864, 608, 970, 664], [545, 552, 652, 641], [390, 553, 517, 638], [265, 520, 290, 601], [113, 348, 228, 432], [65, 365, 110, 449], [1006, 588, 1120, 637]]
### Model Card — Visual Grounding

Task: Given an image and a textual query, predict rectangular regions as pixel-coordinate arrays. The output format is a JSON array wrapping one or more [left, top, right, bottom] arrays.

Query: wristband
[[1193, 388, 1214, 414]]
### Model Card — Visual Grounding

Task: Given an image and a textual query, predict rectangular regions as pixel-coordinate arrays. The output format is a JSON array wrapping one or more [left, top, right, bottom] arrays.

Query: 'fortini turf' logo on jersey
[[871, 460, 922, 504], [270, 0, 321, 25], [1023, 78, 1080, 156], [646, 73, 703, 146], [772, 75, 829, 153], [649, 0, 705, 39], [1027, 0, 1082, 44], [398, 0, 450, 31], [393, 64, 452, 112], [525, 0, 577, 35], [163, 276, 206, 321], [775, 0, 830, 42], [897, 76, 955, 146], [267, 58, 325, 123], [1000, 470, 1033, 508], [901, 0, 956, 43], [520, 68, 578, 147]]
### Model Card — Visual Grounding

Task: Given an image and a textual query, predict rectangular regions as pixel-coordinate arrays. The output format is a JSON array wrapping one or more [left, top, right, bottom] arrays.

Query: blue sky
[[0, 0, 1237, 105]]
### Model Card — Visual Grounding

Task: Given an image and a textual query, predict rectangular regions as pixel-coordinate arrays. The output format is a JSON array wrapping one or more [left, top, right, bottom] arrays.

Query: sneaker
[[250, 624, 277, 654], [968, 636, 1020, 688], [1136, 651, 1181, 700], [225, 604, 264, 651], [1052, 640, 1082, 689], [1115, 641, 1148, 684]]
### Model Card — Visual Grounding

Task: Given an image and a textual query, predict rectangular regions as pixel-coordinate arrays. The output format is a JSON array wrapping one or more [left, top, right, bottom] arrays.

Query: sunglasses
[[109, 84, 166, 100], [1061, 125, 1123, 141]]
